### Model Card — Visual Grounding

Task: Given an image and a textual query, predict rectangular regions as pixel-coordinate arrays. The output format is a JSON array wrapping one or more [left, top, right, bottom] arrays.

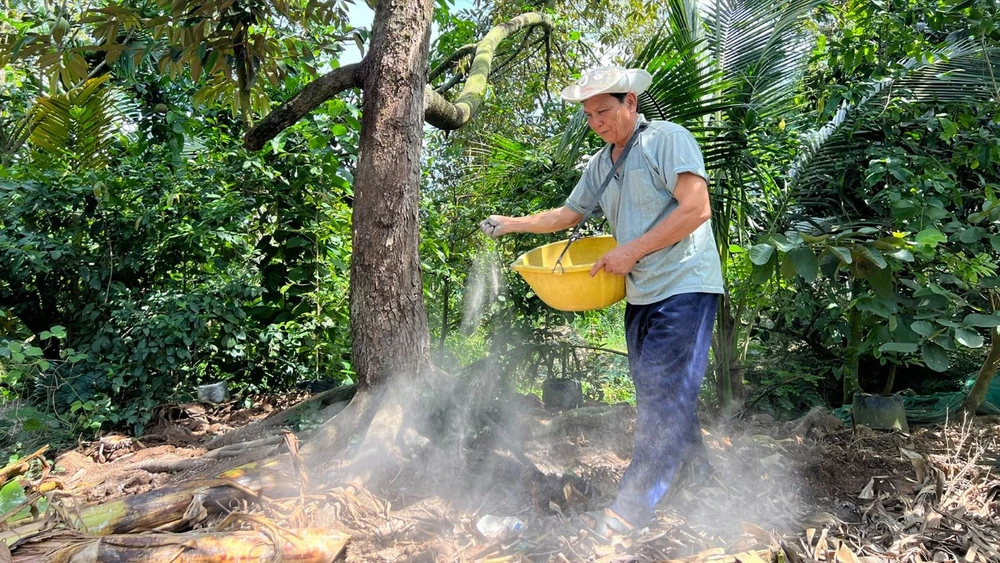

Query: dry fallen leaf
[[899, 447, 927, 484], [836, 542, 861, 563], [860, 478, 876, 500]]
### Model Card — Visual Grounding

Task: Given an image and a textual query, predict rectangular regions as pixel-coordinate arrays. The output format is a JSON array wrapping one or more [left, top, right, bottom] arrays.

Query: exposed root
[[203, 435, 285, 459], [127, 458, 205, 474], [300, 386, 383, 472]]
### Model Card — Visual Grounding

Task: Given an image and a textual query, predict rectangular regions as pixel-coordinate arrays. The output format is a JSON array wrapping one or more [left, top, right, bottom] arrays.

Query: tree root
[[128, 458, 206, 474], [204, 436, 285, 459], [205, 384, 357, 451], [301, 387, 383, 471]]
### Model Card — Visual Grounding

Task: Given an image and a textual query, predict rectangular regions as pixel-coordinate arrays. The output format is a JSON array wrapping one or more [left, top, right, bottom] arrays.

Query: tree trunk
[[350, 0, 435, 387], [439, 276, 451, 355], [843, 283, 864, 403], [713, 290, 744, 415], [881, 362, 896, 396], [962, 326, 1000, 414]]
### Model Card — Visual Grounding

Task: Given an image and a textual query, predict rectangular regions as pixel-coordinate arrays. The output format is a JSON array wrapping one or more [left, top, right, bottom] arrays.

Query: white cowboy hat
[[560, 65, 652, 103]]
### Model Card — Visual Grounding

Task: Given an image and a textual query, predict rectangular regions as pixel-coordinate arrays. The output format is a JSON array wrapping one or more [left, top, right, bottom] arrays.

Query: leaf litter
[[2, 394, 998, 562]]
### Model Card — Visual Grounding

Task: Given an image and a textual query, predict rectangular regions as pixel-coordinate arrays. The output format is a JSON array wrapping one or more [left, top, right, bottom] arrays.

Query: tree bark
[[843, 282, 864, 403], [962, 325, 1000, 415], [350, 0, 435, 387], [713, 290, 744, 414], [243, 65, 362, 151], [422, 12, 552, 130]]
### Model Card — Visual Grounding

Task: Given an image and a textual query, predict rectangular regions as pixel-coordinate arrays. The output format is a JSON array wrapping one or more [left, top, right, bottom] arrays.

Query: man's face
[[582, 93, 637, 146]]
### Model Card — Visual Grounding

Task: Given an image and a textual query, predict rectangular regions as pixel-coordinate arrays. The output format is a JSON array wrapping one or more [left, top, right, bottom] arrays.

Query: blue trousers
[[610, 292, 718, 526]]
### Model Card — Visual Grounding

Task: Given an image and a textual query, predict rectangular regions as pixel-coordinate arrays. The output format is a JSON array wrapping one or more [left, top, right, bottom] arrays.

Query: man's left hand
[[590, 246, 641, 277]]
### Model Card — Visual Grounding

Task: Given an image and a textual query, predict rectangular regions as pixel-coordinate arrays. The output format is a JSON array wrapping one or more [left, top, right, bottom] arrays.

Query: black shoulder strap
[[553, 122, 649, 272]]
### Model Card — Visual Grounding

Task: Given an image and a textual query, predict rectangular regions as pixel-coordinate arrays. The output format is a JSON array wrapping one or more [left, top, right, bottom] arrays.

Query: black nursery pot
[[542, 379, 583, 410], [851, 392, 909, 433]]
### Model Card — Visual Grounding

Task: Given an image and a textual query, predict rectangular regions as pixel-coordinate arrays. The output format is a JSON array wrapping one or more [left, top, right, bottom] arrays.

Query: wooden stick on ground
[[0, 446, 49, 486]]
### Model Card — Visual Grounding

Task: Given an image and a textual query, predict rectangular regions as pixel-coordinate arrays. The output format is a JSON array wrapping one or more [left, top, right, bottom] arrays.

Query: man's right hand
[[479, 216, 507, 238]]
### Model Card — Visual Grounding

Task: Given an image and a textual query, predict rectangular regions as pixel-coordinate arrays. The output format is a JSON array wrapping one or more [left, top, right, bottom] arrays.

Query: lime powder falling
[[460, 236, 505, 335]]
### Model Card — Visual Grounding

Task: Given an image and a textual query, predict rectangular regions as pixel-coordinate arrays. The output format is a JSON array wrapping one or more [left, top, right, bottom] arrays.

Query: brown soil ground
[[27, 394, 1000, 562]]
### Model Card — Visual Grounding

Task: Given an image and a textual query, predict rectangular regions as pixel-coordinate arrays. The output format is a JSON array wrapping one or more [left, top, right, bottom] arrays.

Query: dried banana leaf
[[3, 467, 296, 549], [15, 528, 348, 563]]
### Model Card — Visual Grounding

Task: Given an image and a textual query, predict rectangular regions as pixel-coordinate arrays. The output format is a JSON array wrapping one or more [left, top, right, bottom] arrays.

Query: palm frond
[[665, 0, 703, 46], [789, 39, 1000, 184], [109, 34, 158, 84], [0, 113, 34, 162], [28, 75, 139, 169], [635, 37, 735, 124]]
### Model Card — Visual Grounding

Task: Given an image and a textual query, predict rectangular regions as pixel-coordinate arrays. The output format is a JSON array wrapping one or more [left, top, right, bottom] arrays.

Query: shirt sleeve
[[564, 154, 602, 215], [657, 128, 708, 193]]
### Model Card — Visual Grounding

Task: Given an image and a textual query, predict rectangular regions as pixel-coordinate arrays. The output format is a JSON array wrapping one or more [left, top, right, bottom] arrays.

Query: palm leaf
[[28, 75, 139, 169], [634, 34, 734, 125], [0, 113, 35, 163], [789, 40, 1000, 186]]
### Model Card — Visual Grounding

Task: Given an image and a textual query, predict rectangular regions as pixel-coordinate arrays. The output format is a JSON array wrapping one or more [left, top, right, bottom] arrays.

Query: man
[[480, 65, 724, 535]]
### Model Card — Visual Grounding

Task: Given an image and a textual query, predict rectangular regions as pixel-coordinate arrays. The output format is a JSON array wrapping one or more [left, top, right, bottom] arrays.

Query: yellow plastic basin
[[511, 235, 626, 312]]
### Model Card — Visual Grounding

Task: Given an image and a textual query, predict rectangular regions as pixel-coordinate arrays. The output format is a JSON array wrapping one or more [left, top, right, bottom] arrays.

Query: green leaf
[[749, 243, 774, 266], [772, 234, 798, 252], [867, 267, 895, 299], [938, 116, 959, 139], [863, 246, 887, 269], [910, 321, 935, 337], [915, 228, 947, 247], [958, 226, 988, 243], [964, 314, 1000, 327], [788, 247, 819, 282], [0, 481, 27, 515], [879, 342, 918, 354], [920, 342, 950, 372], [955, 328, 984, 348], [285, 236, 311, 249], [933, 334, 956, 352], [856, 296, 893, 318], [750, 262, 773, 284], [829, 246, 853, 264], [888, 248, 914, 262], [991, 235, 1000, 253], [780, 253, 797, 279]]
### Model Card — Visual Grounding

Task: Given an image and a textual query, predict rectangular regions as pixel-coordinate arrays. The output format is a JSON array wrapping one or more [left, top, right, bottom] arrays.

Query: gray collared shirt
[[565, 116, 724, 304]]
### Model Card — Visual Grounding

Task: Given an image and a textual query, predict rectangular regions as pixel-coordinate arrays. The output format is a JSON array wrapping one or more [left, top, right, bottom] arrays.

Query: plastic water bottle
[[476, 515, 524, 539]]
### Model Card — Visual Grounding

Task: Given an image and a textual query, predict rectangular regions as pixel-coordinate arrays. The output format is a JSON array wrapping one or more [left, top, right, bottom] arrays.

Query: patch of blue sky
[[341, 0, 476, 66]]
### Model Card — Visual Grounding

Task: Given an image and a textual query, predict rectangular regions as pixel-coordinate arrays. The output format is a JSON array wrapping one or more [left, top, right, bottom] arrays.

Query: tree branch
[[428, 43, 477, 83], [424, 12, 553, 130], [244, 63, 363, 151], [434, 71, 466, 95], [243, 12, 554, 149], [490, 28, 536, 78]]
